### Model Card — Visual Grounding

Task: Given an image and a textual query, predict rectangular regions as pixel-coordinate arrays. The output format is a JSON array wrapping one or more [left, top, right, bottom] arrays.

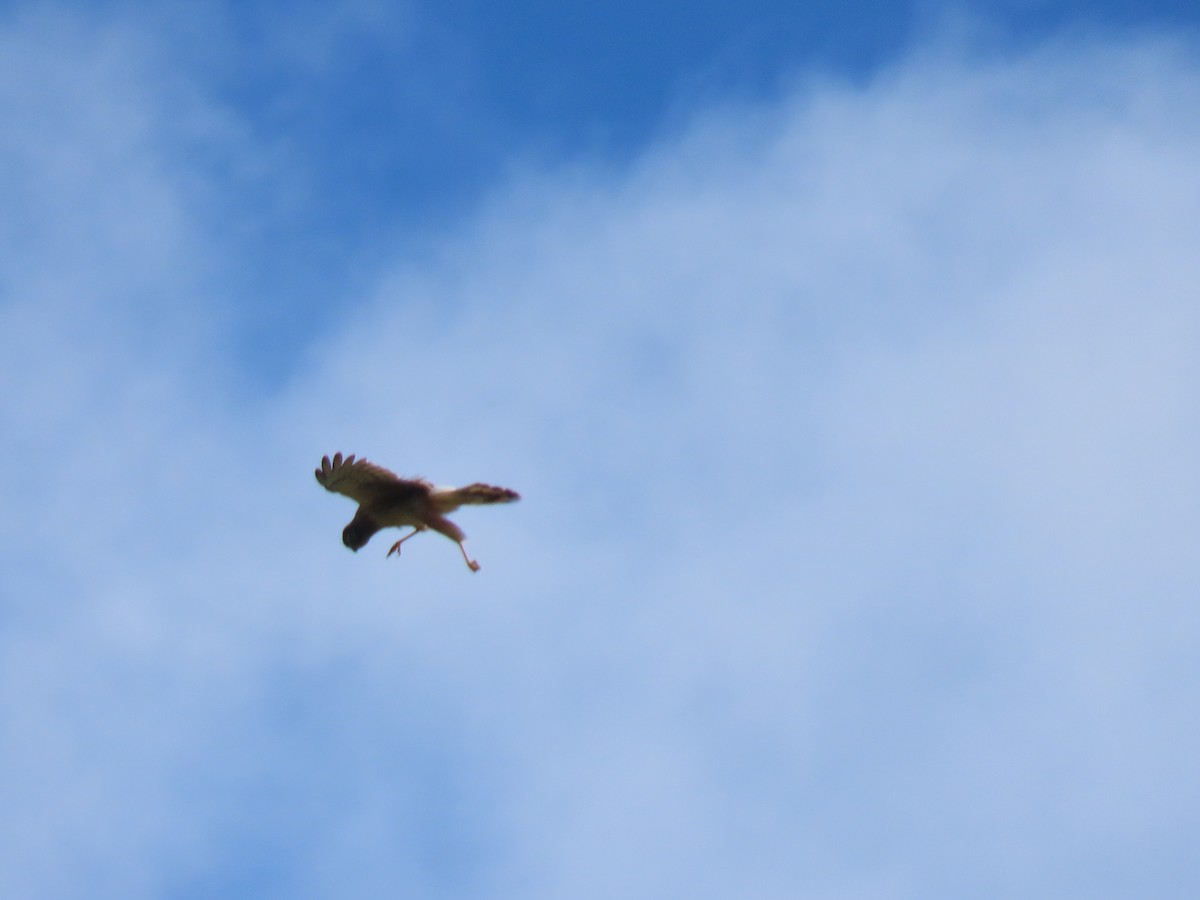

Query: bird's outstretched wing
[[315, 452, 419, 505]]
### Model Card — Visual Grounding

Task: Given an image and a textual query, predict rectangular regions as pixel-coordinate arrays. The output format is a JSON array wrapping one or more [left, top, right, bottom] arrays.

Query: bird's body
[[315, 453, 519, 572]]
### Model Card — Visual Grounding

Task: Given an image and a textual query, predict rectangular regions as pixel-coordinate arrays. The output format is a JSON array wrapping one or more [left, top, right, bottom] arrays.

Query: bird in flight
[[315, 452, 520, 572]]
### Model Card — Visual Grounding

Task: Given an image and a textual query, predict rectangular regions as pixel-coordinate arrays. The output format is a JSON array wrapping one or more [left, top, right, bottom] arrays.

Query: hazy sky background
[[2, 1, 1198, 898]]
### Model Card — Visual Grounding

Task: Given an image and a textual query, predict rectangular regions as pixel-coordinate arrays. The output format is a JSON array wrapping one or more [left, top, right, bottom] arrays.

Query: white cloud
[[1, 9, 1198, 899]]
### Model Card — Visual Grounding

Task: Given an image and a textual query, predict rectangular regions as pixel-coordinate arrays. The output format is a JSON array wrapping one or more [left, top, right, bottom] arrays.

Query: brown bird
[[315, 452, 519, 572]]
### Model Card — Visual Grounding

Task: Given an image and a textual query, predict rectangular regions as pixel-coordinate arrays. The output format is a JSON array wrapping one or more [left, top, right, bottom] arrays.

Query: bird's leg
[[456, 541, 481, 572], [386, 528, 423, 558], [421, 513, 480, 572]]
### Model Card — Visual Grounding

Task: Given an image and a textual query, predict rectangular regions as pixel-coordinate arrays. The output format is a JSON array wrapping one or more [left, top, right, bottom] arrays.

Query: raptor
[[315, 452, 519, 572]]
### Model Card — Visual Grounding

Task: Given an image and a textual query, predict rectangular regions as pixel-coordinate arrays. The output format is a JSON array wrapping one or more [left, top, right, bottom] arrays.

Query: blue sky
[[2, 1, 1199, 898]]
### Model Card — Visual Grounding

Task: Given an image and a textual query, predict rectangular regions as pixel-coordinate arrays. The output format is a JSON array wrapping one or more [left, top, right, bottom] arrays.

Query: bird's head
[[342, 514, 377, 552]]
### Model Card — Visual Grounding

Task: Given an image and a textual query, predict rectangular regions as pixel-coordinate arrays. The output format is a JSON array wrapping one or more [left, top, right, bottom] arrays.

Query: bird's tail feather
[[431, 483, 520, 512]]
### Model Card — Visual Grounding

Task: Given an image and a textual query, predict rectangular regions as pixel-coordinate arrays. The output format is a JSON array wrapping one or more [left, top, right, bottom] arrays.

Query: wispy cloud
[[1, 7, 1198, 898]]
